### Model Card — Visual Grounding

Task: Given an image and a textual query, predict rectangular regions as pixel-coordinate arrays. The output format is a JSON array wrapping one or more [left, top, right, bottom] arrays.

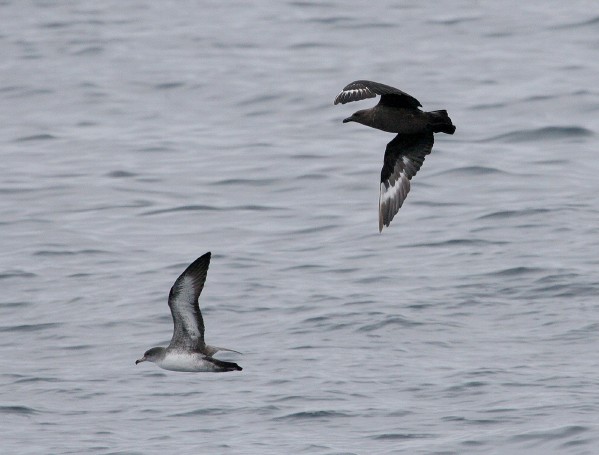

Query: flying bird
[[136, 252, 242, 373], [334, 80, 455, 231]]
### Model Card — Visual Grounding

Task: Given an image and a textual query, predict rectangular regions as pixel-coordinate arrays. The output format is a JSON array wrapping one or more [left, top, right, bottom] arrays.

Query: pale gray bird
[[136, 252, 242, 373], [335, 80, 456, 231]]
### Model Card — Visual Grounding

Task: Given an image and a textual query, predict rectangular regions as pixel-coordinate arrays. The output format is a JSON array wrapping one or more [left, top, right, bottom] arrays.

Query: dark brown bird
[[334, 80, 455, 232]]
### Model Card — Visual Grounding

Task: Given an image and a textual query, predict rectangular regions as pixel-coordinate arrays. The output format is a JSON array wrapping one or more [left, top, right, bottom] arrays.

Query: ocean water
[[2, 1, 599, 454]]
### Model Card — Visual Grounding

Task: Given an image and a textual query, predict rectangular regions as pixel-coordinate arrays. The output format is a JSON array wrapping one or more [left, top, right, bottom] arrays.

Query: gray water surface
[[2, 1, 599, 454]]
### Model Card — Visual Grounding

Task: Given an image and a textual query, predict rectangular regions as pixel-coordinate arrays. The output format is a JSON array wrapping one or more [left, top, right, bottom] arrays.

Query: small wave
[[237, 93, 282, 107], [427, 15, 480, 26], [73, 46, 103, 56], [274, 410, 351, 421], [510, 425, 588, 443], [0, 85, 26, 94], [289, 1, 333, 9], [409, 238, 506, 248], [282, 264, 325, 272], [445, 381, 488, 393], [34, 249, 107, 256], [14, 134, 56, 142], [442, 416, 500, 425], [560, 323, 599, 342], [434, 166, 508, 177], [14, 377, 61, 384], [338, 20, 395, 30], [141, 204, 220, 216], [554, 16, 599, 29], [471, 102, 506, 110], [137, 145, 174, 153], [171, 407, 231, 417], [487, 126, 593, 143], [106, 170, 137, 178], [0, 322, 60, 333], [0, 270, 36, 280], [307, 15, 353, 25], [297, 173, 327, 181], [358, 316, 422, 332], [154, 81, 185, 90], [41, 21, 69, 29], [482, 266, 545, 277], [371, 432, 434, 440], [141, 204, 281, 216], [213, 178, 278, 187], [0, 405, 39, 416], [288, 41, 323, 50], [287, 224, 338, 235], [477, 208, 551, 220], [525, 94, 555, 102]]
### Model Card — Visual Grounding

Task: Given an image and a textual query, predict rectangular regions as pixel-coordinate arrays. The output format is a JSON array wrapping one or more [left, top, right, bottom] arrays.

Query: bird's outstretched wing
[[334, 80, 422, 108], [379, 132, 434, 231], [167, 252, 211, 350]]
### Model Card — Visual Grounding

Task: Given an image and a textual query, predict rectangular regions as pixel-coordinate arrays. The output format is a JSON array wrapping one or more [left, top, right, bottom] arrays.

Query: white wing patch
[[379, 156, 413, 231], [334, 87, 376, 105]]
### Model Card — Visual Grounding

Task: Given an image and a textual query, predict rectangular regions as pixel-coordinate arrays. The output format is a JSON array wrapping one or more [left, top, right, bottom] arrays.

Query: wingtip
[[378, 197, 383, 233]]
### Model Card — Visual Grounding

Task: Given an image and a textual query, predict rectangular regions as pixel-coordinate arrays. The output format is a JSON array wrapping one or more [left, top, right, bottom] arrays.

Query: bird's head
[[135, 347, 165, 365], [343, 109, 369, 126]]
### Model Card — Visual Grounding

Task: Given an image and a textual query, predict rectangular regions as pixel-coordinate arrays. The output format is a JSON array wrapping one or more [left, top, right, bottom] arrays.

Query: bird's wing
[[167, 252, 211, 350], [379, 132, 434, 231], [334, 80, 422, 108]]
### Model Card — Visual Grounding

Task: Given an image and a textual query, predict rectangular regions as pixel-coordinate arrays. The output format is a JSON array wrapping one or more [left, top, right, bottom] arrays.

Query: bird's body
[[158, 351, 212, 372], [145, 348, 240, 373], [136, 252, 242, 373], [346, 105, 430, 134], [335, 80, 455, 231]]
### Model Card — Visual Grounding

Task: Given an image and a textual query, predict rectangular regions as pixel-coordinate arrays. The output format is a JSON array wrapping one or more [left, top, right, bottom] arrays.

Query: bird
[[334, 80, 455, 232], [136, 252, 242, 373]]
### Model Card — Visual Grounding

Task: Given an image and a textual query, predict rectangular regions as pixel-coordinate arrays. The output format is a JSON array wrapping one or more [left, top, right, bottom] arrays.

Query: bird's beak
[[343, 116, 354, 123], [135, 357, 146, 365]]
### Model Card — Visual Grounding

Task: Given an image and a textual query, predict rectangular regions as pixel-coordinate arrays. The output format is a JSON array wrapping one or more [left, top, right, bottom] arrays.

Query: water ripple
[[14, 133, 56, 142], [274, 410, 352, 421], [510, 425, 589, 443], [0, 405, 39, 416], [434, 166, 509, 177], [371, 433, 435, 440], [0, 323, 61, 333], [487, 126, 593, 143], [477, 208, 551, 220]]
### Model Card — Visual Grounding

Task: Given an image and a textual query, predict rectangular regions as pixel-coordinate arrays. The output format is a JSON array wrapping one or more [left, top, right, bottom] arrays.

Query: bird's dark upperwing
[[334, 80, 422, 109], [167, 252, 211, 350], [379, 132, 434, 232]]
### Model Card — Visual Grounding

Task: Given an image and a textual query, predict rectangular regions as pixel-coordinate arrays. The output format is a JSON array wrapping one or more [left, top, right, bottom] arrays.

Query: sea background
[[2, 1, 599, 454]]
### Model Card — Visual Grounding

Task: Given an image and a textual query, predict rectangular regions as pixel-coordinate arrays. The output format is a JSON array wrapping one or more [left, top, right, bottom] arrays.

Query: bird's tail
[[427, 110, 456, 134], [207, 357, 243, 372]]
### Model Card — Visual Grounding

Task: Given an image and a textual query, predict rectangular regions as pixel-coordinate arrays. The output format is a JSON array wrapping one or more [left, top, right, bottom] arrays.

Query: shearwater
[[334, 80, 456, 232], [135, 252, 242, 373]]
